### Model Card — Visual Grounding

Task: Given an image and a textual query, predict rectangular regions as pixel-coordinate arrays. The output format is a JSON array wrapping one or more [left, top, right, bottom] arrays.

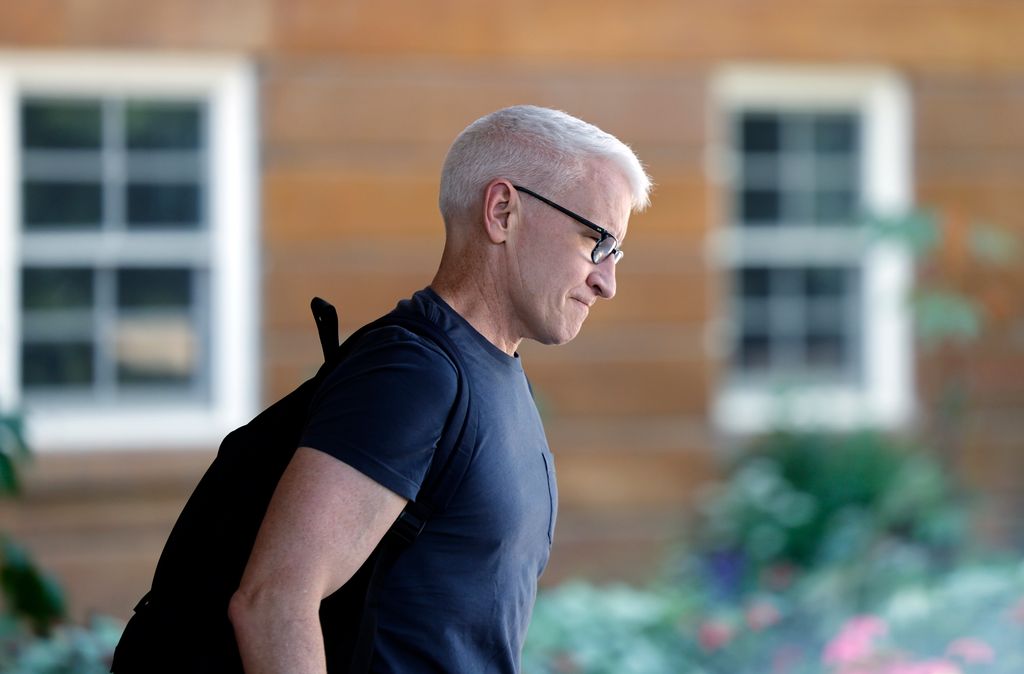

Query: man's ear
[[482, 179, 515, 245]]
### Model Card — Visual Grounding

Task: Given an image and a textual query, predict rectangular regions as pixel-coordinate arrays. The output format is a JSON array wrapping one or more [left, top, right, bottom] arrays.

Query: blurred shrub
[[523, 428, 1014, 673], [693, 430, 967, 598], [525, 559, 1024, 674], [0, 616, 122, 674], [0, 413, 120, 672]]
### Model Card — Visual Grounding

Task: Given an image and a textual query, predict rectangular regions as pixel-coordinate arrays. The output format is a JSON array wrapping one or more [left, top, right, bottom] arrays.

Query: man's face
[[507, 162, 633, 346]]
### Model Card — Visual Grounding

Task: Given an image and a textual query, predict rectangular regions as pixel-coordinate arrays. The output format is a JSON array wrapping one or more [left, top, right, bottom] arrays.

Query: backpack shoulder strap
[[310, 299, 476, 542], [313, 299, 477, 674]]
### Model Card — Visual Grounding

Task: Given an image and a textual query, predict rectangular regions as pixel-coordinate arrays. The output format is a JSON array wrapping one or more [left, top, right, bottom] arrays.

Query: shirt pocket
[[541, 451, 558, 544]]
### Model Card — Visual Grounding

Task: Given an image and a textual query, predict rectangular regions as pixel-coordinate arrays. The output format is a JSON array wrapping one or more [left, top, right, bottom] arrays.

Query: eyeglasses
[[512, 185, 623, 265]]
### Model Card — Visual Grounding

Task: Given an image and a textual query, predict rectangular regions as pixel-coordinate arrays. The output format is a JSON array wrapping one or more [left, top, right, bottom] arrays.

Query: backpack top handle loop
[[310, 297, 340, 362]]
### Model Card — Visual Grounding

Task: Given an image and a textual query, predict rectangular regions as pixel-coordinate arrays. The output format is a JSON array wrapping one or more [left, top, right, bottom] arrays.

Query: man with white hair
[[229, 105, 652, 673]]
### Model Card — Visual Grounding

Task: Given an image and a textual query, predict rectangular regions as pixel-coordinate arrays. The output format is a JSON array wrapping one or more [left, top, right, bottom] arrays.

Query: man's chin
[[537, 323, 584, 346]]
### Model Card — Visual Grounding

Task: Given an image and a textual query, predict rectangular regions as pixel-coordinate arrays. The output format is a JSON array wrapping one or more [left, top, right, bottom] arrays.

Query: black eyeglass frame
[[512, 184, 623, 265]]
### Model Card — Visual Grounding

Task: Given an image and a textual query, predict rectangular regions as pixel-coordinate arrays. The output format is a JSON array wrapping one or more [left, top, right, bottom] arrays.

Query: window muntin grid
[[19, 97, 210, 403], [729, 110, 864, 384]]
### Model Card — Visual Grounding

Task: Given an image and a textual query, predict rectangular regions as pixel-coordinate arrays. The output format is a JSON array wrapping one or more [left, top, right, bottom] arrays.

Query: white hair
[[438, 105, 652, 226]]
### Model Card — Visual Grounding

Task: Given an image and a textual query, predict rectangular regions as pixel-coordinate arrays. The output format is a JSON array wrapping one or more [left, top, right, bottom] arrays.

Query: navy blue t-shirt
[[300, 288, 556, 673]]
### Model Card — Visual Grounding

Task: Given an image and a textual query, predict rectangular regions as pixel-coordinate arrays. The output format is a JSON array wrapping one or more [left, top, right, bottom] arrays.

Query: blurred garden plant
[[0, 413, 121, 673], [524, 560, 1024, 673], [869, 210, 1022, 470], [692, 430, 968, 602]]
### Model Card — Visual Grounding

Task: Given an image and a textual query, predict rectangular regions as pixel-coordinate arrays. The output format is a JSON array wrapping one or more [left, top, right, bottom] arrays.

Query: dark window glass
[[740, 113, 780, 154], [815, 189, 857, 223], [740, 188, 780, 224], [126, 101, 201, 150], [117, 268, 191, 308], [23, 181, 103, 228], [22, 100, 102, 149], [22, 268, 94, 310], [118, 361, 192, 385], [739, 333, 772, 370], [805, 331, 846, 368], [814, 114, 857, 155], [22, 342, 94, 387], [805, 268, 847, 299], [740, 267, 772, 298], [126, 183, 200, 227], [806, 300, 845, 332]]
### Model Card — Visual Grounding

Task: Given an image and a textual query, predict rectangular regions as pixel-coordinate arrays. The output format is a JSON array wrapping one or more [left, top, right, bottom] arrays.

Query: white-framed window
[[709, 66, 914, 434], [0, 51, 259, 451]]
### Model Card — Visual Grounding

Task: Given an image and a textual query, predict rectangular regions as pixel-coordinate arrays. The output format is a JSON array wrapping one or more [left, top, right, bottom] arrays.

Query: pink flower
[[698, 619, 735, 652], [822, 615, 888, 666], [746, 598, 782, 631], [945, 637, 995, 664]]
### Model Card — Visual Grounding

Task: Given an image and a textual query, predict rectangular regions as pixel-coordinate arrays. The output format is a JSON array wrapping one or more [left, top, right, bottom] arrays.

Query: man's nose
[[588, 258, 617, 300]]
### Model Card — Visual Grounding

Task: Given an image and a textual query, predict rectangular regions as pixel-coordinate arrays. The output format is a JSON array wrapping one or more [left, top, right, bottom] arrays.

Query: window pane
[[740, 188, 780, 224], [116, 314, 197, 385], [116, 268, 198, 386], [807, 300, 845, 331], [814, 190, 858, 223], [126, 101, 201, 150], [739, 268, 771, 299], [22, 341, 94, 387], [814, 114, 857, 155], [23, 181, 103, 228], [22, 99, 102, 149], [126, 183, 201, 228], [740, 113, 780, 154], [806, 331, 846, 369], [22, 268, 94, 310], [805, 268, 847, 299], [117, 268, 191, 308], [739, 333, 772, 370]]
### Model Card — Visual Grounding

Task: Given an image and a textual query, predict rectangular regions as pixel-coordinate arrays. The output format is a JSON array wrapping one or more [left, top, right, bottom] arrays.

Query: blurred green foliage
[[694, 430, 967, 595], [0, 413, 30, 494], [525, 557, 1024, 673], [0, 414, 118, 672], [867, 211, 1019, 350], [525, 432, 1021, 673]]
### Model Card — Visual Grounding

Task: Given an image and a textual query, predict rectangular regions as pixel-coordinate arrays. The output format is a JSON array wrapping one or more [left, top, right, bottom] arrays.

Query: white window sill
[[713, 384, 914, 436], [22, 404, 251, 452]]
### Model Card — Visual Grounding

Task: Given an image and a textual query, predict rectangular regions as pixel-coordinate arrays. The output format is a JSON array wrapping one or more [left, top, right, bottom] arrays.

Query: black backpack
[[111, 297, 475, 673]]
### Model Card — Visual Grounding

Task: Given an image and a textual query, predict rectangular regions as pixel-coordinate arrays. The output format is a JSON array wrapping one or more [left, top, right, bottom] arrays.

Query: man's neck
[[429, 275, 522, 357]]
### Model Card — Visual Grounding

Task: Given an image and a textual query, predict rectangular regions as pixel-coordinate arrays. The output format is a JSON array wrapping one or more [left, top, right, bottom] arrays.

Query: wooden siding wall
[[1, 0, 1023, 621]]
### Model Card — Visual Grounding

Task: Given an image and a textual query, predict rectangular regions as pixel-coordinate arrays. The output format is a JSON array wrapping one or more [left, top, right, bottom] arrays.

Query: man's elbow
[[229, 577, 317, 631], [229, 579, 284, 634], [228, 583, 260, 634]]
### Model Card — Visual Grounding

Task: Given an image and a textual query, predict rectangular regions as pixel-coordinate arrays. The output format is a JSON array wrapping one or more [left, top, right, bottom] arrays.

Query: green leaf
[[0, 415, 30, 496], [913, 291, 983, 348], [969, 222, 1019, 266], [864, 210, 940, 258], [0, 538, 67, 636]]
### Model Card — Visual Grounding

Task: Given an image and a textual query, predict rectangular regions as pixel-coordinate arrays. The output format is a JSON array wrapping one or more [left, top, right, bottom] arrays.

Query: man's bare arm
[[228, 446, 407, 674]]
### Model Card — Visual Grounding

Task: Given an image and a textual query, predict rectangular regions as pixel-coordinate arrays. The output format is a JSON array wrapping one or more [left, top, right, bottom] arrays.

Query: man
[[228, 105, 651, 672]]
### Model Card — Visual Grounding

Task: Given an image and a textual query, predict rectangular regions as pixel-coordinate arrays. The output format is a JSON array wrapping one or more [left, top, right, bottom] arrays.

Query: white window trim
[[0, 50, 260, 451], [707, 65, 914, 434]]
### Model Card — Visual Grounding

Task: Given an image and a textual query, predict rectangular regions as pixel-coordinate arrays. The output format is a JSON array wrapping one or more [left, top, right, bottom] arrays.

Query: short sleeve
[[299, 326, 459, 501]]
